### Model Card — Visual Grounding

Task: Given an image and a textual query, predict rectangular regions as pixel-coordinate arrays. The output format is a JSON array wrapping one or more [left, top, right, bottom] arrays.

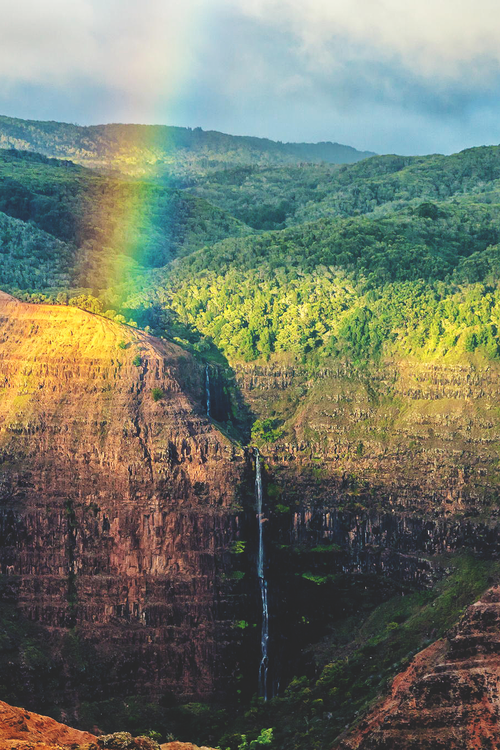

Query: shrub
[[251, 418, 283, 443], [151, 387, 163, 402]]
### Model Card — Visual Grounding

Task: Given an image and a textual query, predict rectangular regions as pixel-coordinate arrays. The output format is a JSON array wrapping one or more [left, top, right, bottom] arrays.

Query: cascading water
[[255, 448, 269, 699], [205, 365, 211, 417]]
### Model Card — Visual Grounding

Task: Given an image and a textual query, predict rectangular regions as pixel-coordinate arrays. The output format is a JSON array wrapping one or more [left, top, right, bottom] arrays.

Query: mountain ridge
[[0, 114, 375, 179]]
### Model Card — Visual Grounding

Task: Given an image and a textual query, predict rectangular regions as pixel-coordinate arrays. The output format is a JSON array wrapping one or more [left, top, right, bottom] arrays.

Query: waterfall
[[205, 365, 211, 417], [255, 448, 269, 700]]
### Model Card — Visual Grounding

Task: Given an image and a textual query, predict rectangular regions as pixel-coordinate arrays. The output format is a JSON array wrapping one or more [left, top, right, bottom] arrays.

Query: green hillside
[[189, 147, 500, 230], [145, 195, 500, 362], [3, 141, 500, 368], [0, 148, 253, 290], [0, 115, 375, 181]]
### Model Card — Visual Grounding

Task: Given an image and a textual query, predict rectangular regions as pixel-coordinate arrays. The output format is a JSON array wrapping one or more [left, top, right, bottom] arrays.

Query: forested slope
[[0, 148, 253, 291], [0, 114, 374, 180], [190, 146, 500, 230], [4, 143, 500, 369]]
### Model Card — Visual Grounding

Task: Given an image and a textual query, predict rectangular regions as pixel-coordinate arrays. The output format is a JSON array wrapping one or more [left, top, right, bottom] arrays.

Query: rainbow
[[76, 128, 184, 313]]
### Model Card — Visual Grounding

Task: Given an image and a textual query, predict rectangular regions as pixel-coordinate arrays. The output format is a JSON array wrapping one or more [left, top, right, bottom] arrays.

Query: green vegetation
[[5, 143, 500, 368], [234, 727, 274, 750], [190, 146, 500, 229], [251, 419, 284, 443], [70, 556, 499, 750], [230, 541, 247, 554], [215, 555, 500, 750], [0, 115, 373, 181], [0, 147, 252, 292], [4, 131, 500, 750], [157, 199, 500, 363]]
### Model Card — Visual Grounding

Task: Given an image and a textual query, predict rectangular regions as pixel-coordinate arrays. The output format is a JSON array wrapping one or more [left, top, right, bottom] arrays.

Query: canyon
[[4, 291, 500, 744], [0, 291, 248, 707], [336, 586, 500, 749]]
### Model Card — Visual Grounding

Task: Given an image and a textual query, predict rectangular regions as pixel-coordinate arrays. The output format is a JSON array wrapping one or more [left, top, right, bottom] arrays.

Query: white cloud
[[0, 0, 98, 86], [228, 0, 500, 84], [0, 0, 208, 112], [2, 0, 499, 101], [0, 0, 499, 153]]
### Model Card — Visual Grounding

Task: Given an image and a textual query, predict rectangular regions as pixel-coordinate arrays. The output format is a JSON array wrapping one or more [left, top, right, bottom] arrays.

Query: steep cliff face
[[0, 292, 247, 705], [226, 360, 500, 700], [336, 586, 500, 750], [231, 359, 500, 567], [234, 359, 500, 515]]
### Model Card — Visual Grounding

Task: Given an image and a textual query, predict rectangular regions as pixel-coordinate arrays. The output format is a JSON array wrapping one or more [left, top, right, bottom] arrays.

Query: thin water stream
[[205, 365, 211, 417], [255, 449, 269, 699]]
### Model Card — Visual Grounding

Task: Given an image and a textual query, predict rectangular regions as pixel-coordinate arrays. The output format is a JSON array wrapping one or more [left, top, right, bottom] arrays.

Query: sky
[[1, 0, 500, 155]]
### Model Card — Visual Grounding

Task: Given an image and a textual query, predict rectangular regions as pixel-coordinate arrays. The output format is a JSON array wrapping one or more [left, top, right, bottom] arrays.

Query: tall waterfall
[[205, 365, 211, 417], [255, 449, 269, 700]]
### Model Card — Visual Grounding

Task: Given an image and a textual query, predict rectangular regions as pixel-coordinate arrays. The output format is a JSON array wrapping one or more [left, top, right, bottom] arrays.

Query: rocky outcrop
[[335, 586, 500, 749], [0, 698, 95, 748], [0, 697, 217, 750], [0, 292, 248, 705]]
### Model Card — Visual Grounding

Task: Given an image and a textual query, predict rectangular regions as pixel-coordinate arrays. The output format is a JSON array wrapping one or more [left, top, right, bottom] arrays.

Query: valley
[[1, 115, 500, 749]]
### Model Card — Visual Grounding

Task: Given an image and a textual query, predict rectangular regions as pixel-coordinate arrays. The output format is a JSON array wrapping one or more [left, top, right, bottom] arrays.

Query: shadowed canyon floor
[[4, 586, 500, 749]]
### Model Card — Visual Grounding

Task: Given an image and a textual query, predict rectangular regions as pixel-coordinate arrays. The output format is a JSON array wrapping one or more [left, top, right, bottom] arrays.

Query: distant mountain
[[0, 114, 375, 180]]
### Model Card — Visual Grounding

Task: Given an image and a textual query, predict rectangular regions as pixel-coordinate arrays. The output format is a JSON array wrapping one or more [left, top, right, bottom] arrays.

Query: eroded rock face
[[0, 292, 246, 702], [233, 360, 500, 579], [0, 698, 95, 747], [335, 586, 500, 749], [234, 359, 500, 515]]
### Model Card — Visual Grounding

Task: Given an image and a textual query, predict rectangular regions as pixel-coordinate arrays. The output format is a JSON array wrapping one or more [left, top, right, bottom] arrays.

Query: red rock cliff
[[0, 698, 95, 749], [0, 291, 246, 702], [335, 586, 500, 749]]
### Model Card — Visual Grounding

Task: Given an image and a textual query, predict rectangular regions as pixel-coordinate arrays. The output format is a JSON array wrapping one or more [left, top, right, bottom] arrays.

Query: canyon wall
[[4, 295, 500, 719], [233, 358, 500, 515], [336, 586, 500, 750], [231, 358, 500, 544], [0, 292, 248, 704], [224, 359, 500, 694]]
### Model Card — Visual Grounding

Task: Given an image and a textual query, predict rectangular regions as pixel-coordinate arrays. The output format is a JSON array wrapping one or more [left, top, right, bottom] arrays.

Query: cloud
[[231, 0, 500, 83], [0, 0, 208, 110], [0, 0, 98, 87], [0, 0, 499, 153]]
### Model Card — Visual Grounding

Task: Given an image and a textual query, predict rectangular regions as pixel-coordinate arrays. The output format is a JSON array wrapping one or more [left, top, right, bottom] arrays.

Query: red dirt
[[0, 699, 95, 749]]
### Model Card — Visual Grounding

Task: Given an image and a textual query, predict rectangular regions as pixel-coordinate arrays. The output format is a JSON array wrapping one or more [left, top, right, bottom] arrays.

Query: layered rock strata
[[0, 292, 246, 702], [336, 586, 500, 749], [234, 359, 500, 514]]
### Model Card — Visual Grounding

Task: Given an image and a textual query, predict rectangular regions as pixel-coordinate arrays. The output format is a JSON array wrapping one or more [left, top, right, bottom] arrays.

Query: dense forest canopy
[[2, 138, 500, 365], [0, 148, 253, 290], [189, 147, 500, 230], [0, 115, 374, 180]]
